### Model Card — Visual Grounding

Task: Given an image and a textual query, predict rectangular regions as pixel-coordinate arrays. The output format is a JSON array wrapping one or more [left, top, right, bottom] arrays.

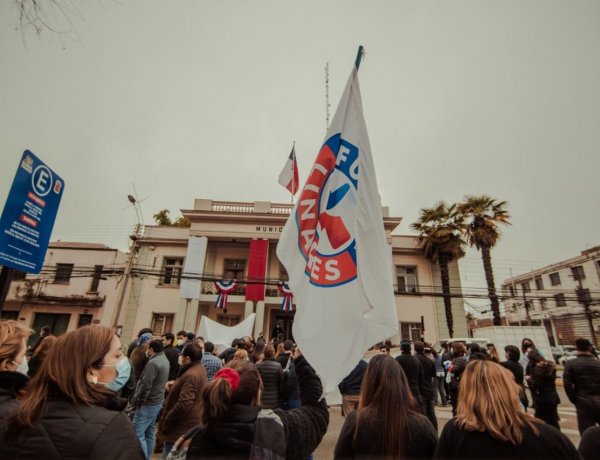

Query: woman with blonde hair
[[233, 348, 249, 362], [433, 360, 578, 459], [334, 354, 437, 459], [0, 325, 143, 459], [0, 320, 32, 419], [275, 341, 285, 358]]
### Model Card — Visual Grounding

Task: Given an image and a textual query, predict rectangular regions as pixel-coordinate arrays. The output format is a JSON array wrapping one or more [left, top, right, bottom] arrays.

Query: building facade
[[119, 198, 468, 346], [2, 242, 127, 344], [501, 246, 600, 347]]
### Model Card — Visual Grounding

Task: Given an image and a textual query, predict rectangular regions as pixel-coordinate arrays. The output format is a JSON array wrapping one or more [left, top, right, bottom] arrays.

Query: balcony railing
[[201, 280, 285, 297], [208, 201, 293, 215]]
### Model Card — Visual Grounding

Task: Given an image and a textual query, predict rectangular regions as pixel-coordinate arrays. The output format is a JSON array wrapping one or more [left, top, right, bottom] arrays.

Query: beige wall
[[4, 245, 127, 335]]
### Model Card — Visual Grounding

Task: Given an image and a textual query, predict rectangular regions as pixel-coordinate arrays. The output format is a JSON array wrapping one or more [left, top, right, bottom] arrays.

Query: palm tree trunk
[[481, 245, 501, 326], [439, 256, 454, 338]]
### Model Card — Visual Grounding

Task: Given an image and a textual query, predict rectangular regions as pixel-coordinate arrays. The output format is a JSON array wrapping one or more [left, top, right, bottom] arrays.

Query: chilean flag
[[278, 145, 299, 195]]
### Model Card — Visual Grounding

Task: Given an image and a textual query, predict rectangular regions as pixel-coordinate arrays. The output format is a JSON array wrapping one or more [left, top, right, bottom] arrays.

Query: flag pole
[[291, 141, 295, 205], [355, 45, 364, 71]]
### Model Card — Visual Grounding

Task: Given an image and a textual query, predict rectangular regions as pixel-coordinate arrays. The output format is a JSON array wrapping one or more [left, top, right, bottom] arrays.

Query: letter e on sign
[[32, 165, 53, 197]]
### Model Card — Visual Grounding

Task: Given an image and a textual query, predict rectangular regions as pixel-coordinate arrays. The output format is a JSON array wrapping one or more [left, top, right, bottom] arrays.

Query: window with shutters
[[161, 258, 183, 285]]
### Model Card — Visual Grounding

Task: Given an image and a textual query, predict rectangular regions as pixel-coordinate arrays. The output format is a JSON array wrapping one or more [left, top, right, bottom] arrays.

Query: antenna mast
[[325, 62, 330, 132]]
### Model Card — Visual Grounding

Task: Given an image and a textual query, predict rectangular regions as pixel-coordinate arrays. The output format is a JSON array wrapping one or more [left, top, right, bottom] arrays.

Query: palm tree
[[411, 202, 466, 338], [457, 195, 510, 326]]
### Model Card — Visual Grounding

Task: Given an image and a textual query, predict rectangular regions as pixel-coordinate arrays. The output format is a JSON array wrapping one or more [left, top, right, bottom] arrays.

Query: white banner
[[179, 236, 207, 299], [198, 313, 256, 348]]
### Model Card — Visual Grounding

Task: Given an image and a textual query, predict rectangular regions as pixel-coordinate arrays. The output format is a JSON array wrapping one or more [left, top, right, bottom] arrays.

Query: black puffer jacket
[[0, 371, 28, 420], [530, 362, 560, 405], [563, 354, 600, 413], [395, 353, 425, 403], [415, 352, 435, 400], [255, 358, 283, 409], [186, 355, 329, 460], [0, 387, 143, 459]]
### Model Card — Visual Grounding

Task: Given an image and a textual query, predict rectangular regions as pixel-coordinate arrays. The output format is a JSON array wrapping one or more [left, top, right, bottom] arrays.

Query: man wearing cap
[[563, 337, 600, 435]]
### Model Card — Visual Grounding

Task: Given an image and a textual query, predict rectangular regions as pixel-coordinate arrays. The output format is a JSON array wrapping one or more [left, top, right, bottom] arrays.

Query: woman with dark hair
[[0, 325, 143, 459], [520, 337, 536, 374], [527, 350, 561, 430], [251, 340, 266, 364], [434, 360, 578, 459], [170, 349, 328, 460], [334, 354, 437, 459]]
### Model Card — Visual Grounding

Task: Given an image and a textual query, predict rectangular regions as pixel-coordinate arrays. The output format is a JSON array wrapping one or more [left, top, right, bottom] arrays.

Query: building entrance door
[[29, 313, 71, 346], [270, 310, 295, 342]]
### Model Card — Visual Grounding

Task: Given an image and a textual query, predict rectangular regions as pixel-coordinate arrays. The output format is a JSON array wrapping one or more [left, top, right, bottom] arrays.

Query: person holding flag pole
[[277, 46, 399, 394]]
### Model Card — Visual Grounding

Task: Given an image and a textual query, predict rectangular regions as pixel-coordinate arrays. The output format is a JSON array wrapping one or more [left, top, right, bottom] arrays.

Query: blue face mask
[[100, 357, 131, 392]]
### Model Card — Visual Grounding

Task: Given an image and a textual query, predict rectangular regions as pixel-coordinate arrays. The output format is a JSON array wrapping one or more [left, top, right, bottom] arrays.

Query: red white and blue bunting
[[277, 281, 294, 312], [214, 280, 237, 312]]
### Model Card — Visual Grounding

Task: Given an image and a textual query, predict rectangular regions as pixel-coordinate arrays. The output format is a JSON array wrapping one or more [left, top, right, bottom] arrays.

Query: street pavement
[[314, 386, 581, 459]]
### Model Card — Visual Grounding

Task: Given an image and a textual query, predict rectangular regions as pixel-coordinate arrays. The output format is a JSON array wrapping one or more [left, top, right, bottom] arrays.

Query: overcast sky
[[1, 1, 599, 312]]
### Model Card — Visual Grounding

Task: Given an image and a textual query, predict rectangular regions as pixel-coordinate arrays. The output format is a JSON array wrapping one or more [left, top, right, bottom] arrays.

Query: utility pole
[[522, 285, 532, 326], [112, 193, 144, 335], [575, 275, 597, 348], [112, 223, 140, 334]]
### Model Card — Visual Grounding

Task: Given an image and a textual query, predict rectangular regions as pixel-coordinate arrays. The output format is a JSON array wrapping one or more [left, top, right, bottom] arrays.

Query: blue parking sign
[[0, 151, 65, 274]]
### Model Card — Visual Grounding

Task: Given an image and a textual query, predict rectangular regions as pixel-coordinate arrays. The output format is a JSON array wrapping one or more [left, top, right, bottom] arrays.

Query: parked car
[[558, 349, 578, 365], [551, 346, 566, 364]]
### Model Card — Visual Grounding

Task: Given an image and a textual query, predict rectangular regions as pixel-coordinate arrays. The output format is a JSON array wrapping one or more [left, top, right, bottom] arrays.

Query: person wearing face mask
[[132, 339, 170, 459], [0, 325, 143, 459], [157, 342, 207, 459], [0, 320, 33, 419], [175, 330, 187, 352]]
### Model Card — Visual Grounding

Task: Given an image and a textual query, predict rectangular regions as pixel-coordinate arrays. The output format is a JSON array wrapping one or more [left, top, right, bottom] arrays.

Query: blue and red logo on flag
[[294, 134, 358, 288]]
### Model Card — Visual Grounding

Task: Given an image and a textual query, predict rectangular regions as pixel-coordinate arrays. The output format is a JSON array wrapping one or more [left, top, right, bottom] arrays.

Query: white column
[[244, 300, 254, 319], [255, 301, 266, 338]]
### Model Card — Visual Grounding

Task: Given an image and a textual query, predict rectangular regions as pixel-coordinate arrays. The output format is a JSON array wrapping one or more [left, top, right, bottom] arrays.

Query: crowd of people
[[1, 318, 599, 459]]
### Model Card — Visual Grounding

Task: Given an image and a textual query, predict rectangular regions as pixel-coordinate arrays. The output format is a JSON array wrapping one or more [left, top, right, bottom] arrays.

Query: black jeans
[[422, 398, 437, 430], [535, 403, 560, 431], [576, 408, 600, 435]]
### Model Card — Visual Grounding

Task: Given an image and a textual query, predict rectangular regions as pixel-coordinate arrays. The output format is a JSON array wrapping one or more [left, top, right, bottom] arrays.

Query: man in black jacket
[[563, 337, 600, 435], [414, 341, 437, 429], [161, 332, 180, 381], [395, 341, 424, 410], [501, 344, 528, 410]]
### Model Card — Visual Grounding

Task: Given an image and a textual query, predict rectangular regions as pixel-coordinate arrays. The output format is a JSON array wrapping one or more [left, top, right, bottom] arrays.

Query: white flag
[[276, 65, 398, 393]]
